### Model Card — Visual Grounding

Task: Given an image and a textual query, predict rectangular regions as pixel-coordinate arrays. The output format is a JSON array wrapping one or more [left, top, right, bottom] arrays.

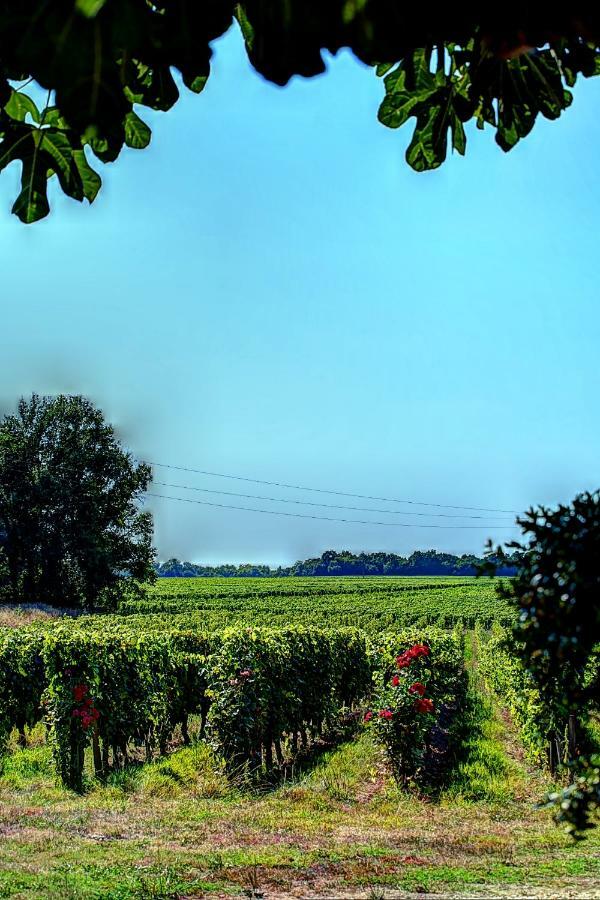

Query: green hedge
[[206, 626, 372, 770]]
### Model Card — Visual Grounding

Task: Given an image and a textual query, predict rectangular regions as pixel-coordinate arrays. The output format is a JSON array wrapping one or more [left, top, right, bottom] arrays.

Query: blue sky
[[2, 26, 600, 565]]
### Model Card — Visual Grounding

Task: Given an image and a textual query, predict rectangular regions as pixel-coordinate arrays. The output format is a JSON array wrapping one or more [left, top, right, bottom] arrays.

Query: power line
[[146, 491, 519, 530], [143, 461, 518, 514], [153, 480, 514, 522]]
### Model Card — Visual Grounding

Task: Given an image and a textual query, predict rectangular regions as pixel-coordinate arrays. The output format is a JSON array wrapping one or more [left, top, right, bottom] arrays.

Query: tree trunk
[[274, 739, 284, 766], [264, 736, 273, 771], [548, 729, 565, 774], [567, 715, 578, 760], [92, 731, 103, 778], [181, 716, 190, 745], [200, 700, 210, 738]]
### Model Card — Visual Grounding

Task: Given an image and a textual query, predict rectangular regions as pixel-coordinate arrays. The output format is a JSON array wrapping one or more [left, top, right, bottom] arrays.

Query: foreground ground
[[0, 685, 598, 900]]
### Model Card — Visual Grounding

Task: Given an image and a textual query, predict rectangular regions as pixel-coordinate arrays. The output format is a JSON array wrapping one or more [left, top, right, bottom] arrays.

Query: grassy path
[[0, 642, 598, 898], [442, 631, 550, 807]]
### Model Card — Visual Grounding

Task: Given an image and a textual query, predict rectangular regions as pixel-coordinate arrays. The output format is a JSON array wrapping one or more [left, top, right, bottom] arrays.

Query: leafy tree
[[0, 394, 155, 610], [492, 492, 600, 834], [1, 4, 599, 221]]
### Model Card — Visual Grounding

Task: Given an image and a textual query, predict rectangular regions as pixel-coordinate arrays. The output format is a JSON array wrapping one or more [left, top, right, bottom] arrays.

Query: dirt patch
[[203, 871, 600, 900]]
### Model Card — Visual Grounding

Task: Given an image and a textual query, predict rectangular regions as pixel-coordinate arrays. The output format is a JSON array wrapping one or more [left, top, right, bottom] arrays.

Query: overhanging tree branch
[[1, 3, 600, 221]]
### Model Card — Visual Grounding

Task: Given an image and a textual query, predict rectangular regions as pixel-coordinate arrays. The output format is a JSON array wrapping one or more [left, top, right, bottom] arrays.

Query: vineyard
[[0, 576, 598, 897], [117, 575, 513, 629]]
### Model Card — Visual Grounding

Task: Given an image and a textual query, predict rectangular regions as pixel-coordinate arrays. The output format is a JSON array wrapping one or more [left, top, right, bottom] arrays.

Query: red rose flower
[[364, 711, 373, 722], [409, 644, 430, 659], [408, 682, 426, 696], [73, 684, 88, 703], [396, 653, 412, 669], [391, 674, 400, 687], [414, 697, 434, 714], [378, 709, 393, 720]]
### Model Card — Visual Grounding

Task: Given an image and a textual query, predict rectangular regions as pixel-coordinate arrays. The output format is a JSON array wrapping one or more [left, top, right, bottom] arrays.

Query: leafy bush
[[488, 491, 600, 833]]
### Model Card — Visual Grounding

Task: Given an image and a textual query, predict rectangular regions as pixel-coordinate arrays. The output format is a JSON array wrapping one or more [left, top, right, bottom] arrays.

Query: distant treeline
[[155, 549, 521, 578]]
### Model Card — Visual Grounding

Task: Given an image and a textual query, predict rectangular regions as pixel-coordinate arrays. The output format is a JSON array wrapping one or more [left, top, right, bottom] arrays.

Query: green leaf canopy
[[0, 4, 599, 220]]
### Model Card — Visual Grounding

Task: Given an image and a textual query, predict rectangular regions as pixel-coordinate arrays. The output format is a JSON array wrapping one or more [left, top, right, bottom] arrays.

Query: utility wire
[[143, 461, 518, 514], [153, 480, 515, 522], [145, 461, 519, 515], [146, 491, 519, 530]]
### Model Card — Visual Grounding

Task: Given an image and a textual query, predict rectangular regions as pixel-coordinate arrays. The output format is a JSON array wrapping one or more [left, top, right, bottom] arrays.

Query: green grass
[[441, 689, 536, 805], [0, 713, 598, 899], [444, 694, 511, 802], [443, 632, 551, 808]]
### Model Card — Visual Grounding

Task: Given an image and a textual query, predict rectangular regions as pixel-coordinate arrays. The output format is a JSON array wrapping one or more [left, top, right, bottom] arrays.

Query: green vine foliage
[[40, 626, 216, 791], [206, 626, 372, 772], [0, 629, 47, 761], [1, 621, 373, 789], [1, 5, 600, 221], [3, 621, 465, 788], [118, 577, 513, 630]]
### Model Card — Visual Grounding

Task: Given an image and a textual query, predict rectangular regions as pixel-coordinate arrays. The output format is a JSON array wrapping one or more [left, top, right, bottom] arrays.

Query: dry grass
[[0, 605, 59, 628]]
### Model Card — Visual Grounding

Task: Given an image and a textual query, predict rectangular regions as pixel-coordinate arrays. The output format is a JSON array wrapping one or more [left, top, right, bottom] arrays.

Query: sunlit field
[[0, 577, 598, 898]]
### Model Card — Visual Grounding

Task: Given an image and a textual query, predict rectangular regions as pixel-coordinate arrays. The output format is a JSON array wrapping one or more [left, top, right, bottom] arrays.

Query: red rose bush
[[364, 631, 467, 787]]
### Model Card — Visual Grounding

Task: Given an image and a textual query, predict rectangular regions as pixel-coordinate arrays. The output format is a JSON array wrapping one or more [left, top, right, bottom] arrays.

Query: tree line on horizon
[[155, 548, 523, 578]]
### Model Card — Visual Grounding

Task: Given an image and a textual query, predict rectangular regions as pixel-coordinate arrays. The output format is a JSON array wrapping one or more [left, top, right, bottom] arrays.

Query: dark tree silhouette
[[0, 394, 155, 610], [493, 494, 600, 834]]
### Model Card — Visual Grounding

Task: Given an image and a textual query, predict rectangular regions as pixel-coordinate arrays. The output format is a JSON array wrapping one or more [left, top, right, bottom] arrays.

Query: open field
[[0, 578, 598, 898], [115, 576, 513, 630]]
